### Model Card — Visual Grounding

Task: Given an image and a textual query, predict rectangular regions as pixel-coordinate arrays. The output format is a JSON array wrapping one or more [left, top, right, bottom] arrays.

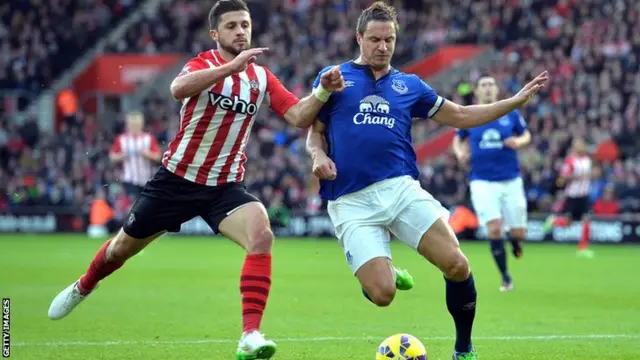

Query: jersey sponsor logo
[[479, 129, 504, 149], [499, 116, 510, 126], [353, 95, 395, 129], [391, 79, 408, 94], [209, 92, 258, 115]]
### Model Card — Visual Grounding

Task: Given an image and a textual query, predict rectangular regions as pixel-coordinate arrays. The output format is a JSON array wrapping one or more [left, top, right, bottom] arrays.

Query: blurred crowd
[[2, 0, 640, 224], [420, 0, 640, 216], [0, 0, 137, 111]]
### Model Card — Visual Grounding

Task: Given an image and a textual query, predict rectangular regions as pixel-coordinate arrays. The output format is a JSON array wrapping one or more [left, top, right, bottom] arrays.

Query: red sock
[[578, 220, 590, 250], [78, 239, 125, 295], [552, 216, 570, 227], [240, 254, 272, 333]]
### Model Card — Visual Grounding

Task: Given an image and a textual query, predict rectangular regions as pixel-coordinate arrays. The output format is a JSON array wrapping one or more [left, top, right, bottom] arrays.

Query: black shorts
[[122, 182, 144, 200], [123, 166, 260, 239], [563, 196, 590, 221]]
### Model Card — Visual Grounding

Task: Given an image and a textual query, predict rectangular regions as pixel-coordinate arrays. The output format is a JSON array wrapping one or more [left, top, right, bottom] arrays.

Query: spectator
[[593, 186, 620, 216]]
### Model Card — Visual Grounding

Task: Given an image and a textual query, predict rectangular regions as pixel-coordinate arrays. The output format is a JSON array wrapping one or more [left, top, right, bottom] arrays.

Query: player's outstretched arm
[[170, 48, 268, 100], [432, 71, 548, 129]]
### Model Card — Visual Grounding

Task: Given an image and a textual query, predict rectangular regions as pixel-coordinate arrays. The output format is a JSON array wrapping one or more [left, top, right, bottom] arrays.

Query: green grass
[[1, 234, 640, 359]]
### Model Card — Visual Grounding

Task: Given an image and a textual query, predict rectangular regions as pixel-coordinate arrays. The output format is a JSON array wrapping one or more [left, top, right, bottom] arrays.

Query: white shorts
[[469, 177, 527, 230], [327, 176, 450, 274]]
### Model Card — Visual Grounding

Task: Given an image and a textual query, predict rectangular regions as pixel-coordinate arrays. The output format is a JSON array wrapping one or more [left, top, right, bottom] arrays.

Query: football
[[375, 333, 427, 360]]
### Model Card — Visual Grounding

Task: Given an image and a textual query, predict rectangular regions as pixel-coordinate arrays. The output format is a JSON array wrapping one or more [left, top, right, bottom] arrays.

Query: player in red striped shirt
[[109, 111, 161, 200], [47, 1, 345, 359], [543, 138, 594, 257]]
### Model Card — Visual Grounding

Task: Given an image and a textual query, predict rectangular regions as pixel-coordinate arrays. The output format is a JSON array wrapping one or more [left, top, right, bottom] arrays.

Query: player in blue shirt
[[304, 2, 548, 359], [453, 75, 532, 293]]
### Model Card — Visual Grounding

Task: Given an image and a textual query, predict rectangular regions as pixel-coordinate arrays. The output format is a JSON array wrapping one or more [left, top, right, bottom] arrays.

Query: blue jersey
[[456, 110, 527, 182], [313, 61, 444, 200]]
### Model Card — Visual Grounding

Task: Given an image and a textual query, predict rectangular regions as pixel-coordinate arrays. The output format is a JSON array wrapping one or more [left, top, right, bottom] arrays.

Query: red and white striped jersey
[[560, 154, 592, 198], [162, 50, 299, 186], [111, 132, 160, 186]]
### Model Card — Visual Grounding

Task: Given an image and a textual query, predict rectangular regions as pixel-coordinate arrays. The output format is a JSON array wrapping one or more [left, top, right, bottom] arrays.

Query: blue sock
[[490, 239, 510, 283], [445, 273, 477, 353]]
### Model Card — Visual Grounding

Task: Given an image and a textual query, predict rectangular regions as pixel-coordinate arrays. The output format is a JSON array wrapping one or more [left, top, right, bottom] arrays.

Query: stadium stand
[[1, 0, 639, 229], [0, 0, 139, 112]]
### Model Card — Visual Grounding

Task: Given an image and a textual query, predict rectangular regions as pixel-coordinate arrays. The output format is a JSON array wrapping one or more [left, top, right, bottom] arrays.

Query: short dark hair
[[356, 1, 398, 35], [475, 73, 495, 87], [209, 0, 250, 30]]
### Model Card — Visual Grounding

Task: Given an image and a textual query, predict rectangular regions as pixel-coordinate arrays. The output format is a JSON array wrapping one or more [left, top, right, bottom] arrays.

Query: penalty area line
[[13, 334, 640, 347]]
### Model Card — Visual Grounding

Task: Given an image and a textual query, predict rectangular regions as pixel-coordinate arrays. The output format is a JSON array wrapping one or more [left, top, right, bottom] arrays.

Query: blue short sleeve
[[411, 78, 445, 119], [512, 109, 527, 135]]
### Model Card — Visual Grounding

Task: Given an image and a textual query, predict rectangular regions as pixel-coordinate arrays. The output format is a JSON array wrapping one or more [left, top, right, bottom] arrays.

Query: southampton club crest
[[391, 79, 408, 94], [249, 79, 260, 93]]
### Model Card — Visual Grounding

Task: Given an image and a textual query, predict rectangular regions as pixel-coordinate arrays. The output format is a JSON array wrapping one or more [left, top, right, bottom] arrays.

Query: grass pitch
[[1, 234, 639, 359]]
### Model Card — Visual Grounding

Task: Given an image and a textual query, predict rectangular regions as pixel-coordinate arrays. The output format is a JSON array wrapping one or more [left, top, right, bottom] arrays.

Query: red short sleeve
[[264, 67, 299, 119], [149, 135, 159, 153], [111, 135, 121, 153], [176, 57, 209, 78], [560, 157, 574, 177]]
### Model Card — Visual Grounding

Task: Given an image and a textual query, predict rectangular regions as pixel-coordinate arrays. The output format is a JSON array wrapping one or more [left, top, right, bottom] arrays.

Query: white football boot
[[236, 330, 277, 360], [48, 280, 91, 320]]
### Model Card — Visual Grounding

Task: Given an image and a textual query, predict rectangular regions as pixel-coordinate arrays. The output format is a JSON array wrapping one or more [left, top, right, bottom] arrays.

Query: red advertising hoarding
[[71, 54, 182, 114]]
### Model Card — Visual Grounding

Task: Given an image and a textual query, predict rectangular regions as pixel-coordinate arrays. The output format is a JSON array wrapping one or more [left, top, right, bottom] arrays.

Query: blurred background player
[[47, 1, 344, 359], [109, 111, 161, 202], [453, 75, 531, 293], [306, 2, 548, 359], [543, 137, 594, 257]]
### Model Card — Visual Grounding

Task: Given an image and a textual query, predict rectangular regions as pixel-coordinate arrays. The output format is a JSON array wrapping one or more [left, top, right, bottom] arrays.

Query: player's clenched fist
[[228, 47, 269, 73], [312, 152, 337, 180], [320, 65, 346, 92]]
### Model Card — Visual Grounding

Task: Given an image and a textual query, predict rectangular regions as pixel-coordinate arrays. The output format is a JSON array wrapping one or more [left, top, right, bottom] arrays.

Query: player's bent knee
[[510, 228, 527, 240], [487, 219, 502, 239], [356, 257, 396, 307], [366, 283, 396, 307], [443, 251, 470, 282], [248, 227, 274, 254]]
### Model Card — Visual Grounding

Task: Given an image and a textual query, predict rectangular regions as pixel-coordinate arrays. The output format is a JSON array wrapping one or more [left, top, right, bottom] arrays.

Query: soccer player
[[452, 75, 531, 293], [305, 3, 548, 359], [109, 111, 161, 201], [543, 137, 594, 257], [47, 1, 344, 359]]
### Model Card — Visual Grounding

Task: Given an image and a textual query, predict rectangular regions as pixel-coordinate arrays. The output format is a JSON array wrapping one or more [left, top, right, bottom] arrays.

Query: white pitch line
[[13, 334, 639, 347]]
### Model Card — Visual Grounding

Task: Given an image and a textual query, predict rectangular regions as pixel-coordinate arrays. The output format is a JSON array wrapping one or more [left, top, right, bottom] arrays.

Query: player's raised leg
[[340, 225, 397, 306], [470, 180, 512, 291], [325, 184, 414, 306], [215, 201, 276, 360]]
